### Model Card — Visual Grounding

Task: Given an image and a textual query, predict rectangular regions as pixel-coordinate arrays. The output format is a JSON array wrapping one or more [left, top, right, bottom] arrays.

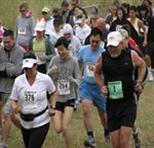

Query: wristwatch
[[50, 104, 56, 109]]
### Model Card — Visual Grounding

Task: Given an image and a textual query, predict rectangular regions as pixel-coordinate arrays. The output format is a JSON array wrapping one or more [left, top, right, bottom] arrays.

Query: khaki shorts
[[0, 92, 11, 115]]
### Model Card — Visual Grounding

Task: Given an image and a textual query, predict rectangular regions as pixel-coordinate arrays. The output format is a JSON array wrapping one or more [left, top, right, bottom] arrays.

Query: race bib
[[57, 80, 70, 95], [86, 64, 95, 77], [23, 91, 38, 110], [108, 81, 124, 99], [18, 27, 26, 35], [36, 52, 46, 64]]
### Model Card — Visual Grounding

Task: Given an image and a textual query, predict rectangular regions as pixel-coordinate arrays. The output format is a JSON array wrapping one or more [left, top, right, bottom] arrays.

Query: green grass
[[0, 0, 137, 29], [7, 82, 154, 148], [1, 0, 154, 147], [1, 0, 154, 30]]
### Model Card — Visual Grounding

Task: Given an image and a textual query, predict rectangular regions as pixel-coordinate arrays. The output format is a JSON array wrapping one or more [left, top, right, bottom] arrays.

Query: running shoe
[[133, 127, 141, 148], [84, 136, 96, 147], [104, 129, 110, 144], [147, 70, 154, 81]]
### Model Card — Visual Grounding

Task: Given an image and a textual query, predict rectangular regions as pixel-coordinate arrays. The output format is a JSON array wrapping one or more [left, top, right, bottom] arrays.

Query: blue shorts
[[79, 80, 106, 112]]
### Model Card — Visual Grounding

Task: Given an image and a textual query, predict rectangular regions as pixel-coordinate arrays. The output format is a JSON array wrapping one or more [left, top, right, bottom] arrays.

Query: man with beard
[[94, 31, 146, 148]]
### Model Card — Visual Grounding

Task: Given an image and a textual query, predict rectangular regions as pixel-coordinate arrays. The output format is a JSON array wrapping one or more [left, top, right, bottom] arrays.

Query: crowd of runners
[[0, 0, 153, 148]]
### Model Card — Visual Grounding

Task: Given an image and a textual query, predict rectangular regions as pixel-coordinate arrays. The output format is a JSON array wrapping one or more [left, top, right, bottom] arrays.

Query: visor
[[22, 58, 37, 69]]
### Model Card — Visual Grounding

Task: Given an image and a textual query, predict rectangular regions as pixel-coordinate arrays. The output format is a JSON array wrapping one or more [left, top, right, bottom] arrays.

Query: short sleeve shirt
[[10, 72, 56, 129], [78, 45, 105, 84]]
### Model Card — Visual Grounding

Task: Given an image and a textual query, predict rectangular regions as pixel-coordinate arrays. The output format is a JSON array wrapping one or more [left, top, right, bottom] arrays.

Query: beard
[[110, 52, 121, 58]]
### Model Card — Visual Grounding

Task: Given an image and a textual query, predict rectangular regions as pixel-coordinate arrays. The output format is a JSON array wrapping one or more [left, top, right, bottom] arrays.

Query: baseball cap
[[42, 7, 50, 13], [63, 24, 73, 35], [75, 18, 83, 24], [34, 22, 45, 31], [74, 15, 84, 24], [107, 31, 123, 47], [117, 28, 129, 39], [22, 58, 37, 69]]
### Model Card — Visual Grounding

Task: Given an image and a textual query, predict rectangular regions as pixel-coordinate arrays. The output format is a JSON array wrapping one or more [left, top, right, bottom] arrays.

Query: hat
[[22, 58, 37, 69], [107, 31, 123, 47], [75, 18, 83, 24], [117, 28, 129, 39], [42, 7, 50, 13], [74, 9, 85, 24], [63, 24, 73, 35], [74, 15, 84, 24], [35, 22, 45, 31]]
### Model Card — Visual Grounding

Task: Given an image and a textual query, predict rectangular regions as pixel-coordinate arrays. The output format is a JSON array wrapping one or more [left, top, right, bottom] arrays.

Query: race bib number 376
[[108, 81, 124, 99], [24, 91, 37, 104]]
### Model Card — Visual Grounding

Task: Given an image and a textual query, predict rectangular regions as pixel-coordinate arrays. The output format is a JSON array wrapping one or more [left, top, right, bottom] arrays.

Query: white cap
[[63, 24, 73, 35], [74, 17, 84, 24], [42, 7, 50, 13], [117, 28, 129, 40], [107, 31, 123, 47], [35, 22, 45, 31], [22, 58, 37, 69]]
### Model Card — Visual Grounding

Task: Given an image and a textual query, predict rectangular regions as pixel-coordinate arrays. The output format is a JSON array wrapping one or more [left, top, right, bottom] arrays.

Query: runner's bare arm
[[131, 50, 146, 83], [48, 91, 57, 116], [94, 57, 108, 96], [10, 100, 21, 113], [78, 61, 84, 80]]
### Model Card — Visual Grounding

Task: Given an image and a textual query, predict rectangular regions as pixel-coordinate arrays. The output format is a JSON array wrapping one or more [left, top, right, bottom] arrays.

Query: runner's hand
[[47, 65, 58, 75], [134, 82, 143, 94], [68, 76, 76, 82], [48, 108, 56, 116], [68, 76, 80, 86], [38, 55, 46, 61], [13, 105, 22, 114], [101, 85, 108, 98]]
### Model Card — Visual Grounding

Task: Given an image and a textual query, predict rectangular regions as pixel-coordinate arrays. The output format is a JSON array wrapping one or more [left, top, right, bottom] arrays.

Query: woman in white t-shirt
[[10, 52, 57, 148]]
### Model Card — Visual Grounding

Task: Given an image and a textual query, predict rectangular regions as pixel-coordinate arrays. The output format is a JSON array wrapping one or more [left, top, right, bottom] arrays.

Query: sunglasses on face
[[42, 12, 48, 15], [20, 9, 26, 12], [91, 40, 99, 44], [64, 33, 71, 36], [108, 45, 118, 48], [3, 41, 11, 44]]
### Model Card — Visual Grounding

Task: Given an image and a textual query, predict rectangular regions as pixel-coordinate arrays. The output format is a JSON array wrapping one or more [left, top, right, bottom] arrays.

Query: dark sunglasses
[[91, 40, 99, 44], [20, 9, 26, 12], [42, 12, 48, 15], [108, 45, 117, 48]]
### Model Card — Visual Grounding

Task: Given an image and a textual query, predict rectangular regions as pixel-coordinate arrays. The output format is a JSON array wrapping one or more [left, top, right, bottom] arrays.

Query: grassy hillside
[[0, 0, 144, 29]]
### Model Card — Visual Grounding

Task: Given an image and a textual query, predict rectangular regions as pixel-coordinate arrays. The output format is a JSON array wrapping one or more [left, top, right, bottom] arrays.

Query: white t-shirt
[[10, 72, 56, 129], [75, 24, 91, 44], [47, 29, 63, 45], [69, 35, 82, 58]]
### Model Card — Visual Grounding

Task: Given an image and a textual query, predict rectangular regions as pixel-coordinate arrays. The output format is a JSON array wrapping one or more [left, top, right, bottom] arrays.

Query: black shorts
[[107, 99, 137, 132], [55, 99, 75, 112]]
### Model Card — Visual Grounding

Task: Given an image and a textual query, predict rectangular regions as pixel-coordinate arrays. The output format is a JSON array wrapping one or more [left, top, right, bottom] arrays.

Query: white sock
[[148, 66, 152, 72]]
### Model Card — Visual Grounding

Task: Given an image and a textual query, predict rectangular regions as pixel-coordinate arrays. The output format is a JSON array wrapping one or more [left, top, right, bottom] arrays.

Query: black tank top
[[102, 49, 135, 101]]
